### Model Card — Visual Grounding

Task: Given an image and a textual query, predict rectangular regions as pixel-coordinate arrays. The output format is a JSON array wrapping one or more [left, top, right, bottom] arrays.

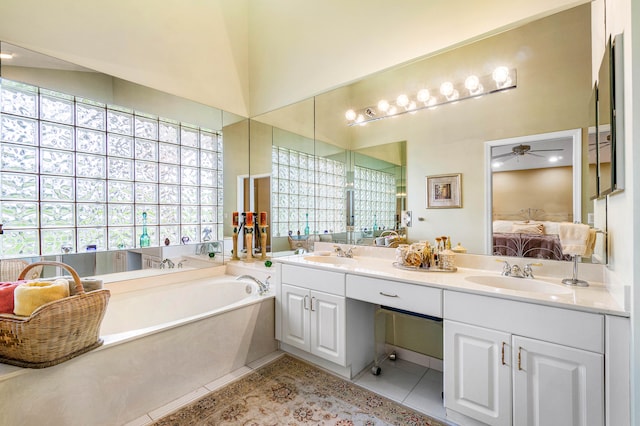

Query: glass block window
[[0, 78, 224, 256], [353, 166, 396, 231], [271, 146, 345, 237]]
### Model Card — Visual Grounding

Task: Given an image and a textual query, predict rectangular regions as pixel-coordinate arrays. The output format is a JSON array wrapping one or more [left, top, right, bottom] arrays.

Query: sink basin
[[303, 255, 357, 265], [465, 275, 573, 295]]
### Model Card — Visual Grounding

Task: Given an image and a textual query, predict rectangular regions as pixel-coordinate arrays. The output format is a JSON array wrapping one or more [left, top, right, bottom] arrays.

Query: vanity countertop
[[276, 252, 628, 317]]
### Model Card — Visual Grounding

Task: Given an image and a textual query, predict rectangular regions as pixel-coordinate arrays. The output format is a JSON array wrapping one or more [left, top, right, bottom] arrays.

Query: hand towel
[[13, 279, 70, 317], [559, 222, 591, 256], [582, 229, 598, 257], [0, 282, 22, 314]]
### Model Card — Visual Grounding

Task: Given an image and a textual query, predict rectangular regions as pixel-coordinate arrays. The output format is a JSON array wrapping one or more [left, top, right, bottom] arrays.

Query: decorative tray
[[392, 262, 457, 273]]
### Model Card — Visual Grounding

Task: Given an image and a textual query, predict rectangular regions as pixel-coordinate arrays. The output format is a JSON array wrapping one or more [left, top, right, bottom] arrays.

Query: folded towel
[[13, 279, 70, 316], [559, 222, 591, 256], [0, 282, 23, 314]]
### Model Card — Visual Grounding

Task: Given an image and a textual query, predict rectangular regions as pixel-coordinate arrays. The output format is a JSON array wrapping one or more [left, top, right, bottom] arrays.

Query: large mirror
[[0, 3, 602, 269], [254, 4, 593, 261], [0, 41, 248, 279]]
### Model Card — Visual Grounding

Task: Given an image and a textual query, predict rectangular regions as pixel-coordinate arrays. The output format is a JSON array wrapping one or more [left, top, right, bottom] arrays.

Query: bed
[[492, 209, 572, 261]]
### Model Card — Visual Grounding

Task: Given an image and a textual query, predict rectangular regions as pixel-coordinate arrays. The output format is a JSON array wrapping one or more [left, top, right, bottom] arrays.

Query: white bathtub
[[101, 274, 266, 342], [0, 267, 277, 426]]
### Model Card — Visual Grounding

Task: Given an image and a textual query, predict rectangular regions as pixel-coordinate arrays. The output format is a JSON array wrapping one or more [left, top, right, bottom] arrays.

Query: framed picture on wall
[[426, 173, 462, 208]]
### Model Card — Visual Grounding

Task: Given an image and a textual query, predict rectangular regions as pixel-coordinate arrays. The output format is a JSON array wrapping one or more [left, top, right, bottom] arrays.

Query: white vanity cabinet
[[281, 282, 345, 365], [444, 321, 512, 426], [444, 291, 604, 426], [277, 264, 377, 378]]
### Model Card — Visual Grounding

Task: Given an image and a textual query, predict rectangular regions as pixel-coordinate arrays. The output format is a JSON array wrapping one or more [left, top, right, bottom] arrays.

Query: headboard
[[492, 208, 573, 223]]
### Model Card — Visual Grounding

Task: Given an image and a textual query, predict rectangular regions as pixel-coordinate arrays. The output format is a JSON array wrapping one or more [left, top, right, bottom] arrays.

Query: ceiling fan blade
[[527, 153, 546, 158], [491, 152, 515, 159], [528, 148, 563, 153]]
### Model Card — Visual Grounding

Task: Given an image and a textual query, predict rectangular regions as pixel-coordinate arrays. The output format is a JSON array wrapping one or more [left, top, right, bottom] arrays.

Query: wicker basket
[[0, 261, 110, 368]]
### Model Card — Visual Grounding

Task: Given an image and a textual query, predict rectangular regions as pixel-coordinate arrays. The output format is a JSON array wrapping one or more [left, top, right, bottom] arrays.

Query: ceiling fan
[[492, 144, 563, 161]]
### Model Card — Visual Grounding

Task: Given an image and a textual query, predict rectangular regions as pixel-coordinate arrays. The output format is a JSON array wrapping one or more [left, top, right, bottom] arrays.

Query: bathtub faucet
[[161, 258, 175, 269], [236, 275, 271, 295]]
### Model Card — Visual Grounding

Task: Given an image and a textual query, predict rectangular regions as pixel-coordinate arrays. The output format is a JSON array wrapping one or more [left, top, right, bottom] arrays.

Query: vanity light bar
[[345, 67, 517, 126]]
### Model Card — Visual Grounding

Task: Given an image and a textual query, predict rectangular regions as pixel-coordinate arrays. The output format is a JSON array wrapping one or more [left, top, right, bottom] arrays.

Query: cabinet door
[[281, 284, 310, 351], [444, 320, 512, 426], [513, 336, 603, 426], [310, 290, 345, 366]]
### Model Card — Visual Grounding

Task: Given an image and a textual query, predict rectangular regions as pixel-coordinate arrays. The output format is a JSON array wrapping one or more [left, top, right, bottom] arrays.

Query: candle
[[245, 212, 254, 227], [259, 211, 267, 227], [232, 211, 239, 226]]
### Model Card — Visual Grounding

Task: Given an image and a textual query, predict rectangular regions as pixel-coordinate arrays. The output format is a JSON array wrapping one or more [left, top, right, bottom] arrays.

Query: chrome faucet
[[500, 260, 540, 278], [334, 245, 356, 258], [160, 258, 175, 269], [236, 275, 271, 295]]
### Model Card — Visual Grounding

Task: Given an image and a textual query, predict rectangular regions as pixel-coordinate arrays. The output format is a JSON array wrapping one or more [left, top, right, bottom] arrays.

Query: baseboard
[[384, 344, 443, 372]]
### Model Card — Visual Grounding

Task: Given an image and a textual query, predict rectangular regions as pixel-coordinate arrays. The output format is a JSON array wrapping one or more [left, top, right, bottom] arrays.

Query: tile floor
[[126, 351, 451, 426], [353, 357, 449, 424]]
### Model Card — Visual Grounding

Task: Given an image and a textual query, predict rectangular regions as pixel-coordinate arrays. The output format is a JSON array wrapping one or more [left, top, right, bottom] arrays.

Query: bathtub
[[0, 267, 277, 426]]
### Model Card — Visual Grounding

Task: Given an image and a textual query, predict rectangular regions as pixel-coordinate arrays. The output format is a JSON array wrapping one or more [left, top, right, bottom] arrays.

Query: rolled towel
[[559, 222, 591, 256], [13, 279, 70, 317], [0, 282, 23, 314], [45, 276, 104, 295], [69, 278, 104, 295]]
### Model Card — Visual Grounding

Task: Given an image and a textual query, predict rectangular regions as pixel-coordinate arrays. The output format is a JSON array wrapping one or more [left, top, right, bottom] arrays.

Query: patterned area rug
[[152, 354, 447, 425]]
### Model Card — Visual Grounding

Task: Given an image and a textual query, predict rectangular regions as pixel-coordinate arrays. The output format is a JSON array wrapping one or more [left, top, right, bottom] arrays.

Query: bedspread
[[493, 232, 571, 261]]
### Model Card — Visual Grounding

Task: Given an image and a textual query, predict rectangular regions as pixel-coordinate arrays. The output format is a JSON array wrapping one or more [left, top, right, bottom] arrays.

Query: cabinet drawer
[[444, 291, 604, 353], [346, 275, 442, 317], [281, 264, 345, 296]]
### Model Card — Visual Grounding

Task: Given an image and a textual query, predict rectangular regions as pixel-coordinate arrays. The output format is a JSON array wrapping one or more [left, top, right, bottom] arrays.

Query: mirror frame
[[484, 128, 582, 255]]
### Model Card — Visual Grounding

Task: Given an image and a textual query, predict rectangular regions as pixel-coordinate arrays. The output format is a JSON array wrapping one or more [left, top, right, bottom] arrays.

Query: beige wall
[[0, 0, 249, 116], [248, 0, 590, 115], [0, 0, 588, 117], [493, 167, 574, 219]]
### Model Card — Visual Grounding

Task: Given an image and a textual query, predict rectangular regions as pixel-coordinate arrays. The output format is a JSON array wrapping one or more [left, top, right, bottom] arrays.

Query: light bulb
[[396, 94, 409, 107], [440, 82, 454, 97], [387, 105, 398, 116], [356, 114, 365, 124], [417, 89, 430, 103], [465, 75, 480, 91], [492, 66, 510, 85], [408, 101, 417, 114], [377, 99, 390, 112], [345, 109, 356, 121]]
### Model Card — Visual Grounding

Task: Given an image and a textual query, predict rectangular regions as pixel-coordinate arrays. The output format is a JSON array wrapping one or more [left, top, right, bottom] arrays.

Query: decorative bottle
[[140, 211, 151, 247], [304, 213, 310, 235]]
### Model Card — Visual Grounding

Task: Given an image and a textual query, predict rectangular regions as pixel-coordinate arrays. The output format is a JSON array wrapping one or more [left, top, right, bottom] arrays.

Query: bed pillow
[[493, 220, 520, 233], [511, 222, 544, 234]]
